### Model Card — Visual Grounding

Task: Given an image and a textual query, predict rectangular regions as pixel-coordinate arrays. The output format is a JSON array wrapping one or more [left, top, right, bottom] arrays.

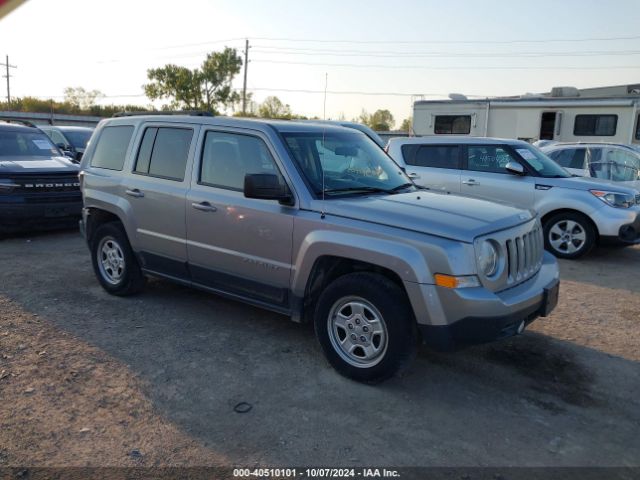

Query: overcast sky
[[1, 0, 639, 126]]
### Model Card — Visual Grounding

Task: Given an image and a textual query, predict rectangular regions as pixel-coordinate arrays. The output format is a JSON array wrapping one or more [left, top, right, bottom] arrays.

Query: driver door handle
[[462, 179, 480, 186], [407, 172, 420, 180], [125, 188, 144, 198], [191, 201, 217, 212]]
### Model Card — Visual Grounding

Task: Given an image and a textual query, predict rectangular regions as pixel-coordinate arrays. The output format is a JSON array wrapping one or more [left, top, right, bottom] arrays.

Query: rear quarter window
[[90, 125, 134, 171]]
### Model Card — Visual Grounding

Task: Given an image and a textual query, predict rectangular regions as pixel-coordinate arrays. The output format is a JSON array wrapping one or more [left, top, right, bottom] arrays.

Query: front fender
[[291, 230, 433, 297]]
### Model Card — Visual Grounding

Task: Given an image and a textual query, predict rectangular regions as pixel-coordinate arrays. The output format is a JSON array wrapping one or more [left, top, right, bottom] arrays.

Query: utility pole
[[1, 55, 17, 106], [242, 39, 249, 115]]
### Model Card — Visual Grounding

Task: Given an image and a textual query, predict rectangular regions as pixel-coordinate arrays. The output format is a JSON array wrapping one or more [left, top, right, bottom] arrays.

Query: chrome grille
[[635, 194, 640, 205], [504, 224, 543, 287], [475, 218, 544, 293]]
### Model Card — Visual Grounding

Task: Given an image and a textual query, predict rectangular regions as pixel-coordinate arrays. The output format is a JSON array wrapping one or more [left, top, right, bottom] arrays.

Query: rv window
[[573, 115, 617, 136], [434, 115, 471, 134]]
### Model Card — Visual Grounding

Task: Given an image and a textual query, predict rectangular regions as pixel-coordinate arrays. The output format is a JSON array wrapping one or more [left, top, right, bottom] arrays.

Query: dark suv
[[38, 125, 94, 161], [0, 122, 82, 233]]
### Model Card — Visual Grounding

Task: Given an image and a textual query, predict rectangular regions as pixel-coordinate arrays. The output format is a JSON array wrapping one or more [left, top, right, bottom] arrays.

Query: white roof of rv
[[387, 136, 529, 146], [414, 97, 638, 108]]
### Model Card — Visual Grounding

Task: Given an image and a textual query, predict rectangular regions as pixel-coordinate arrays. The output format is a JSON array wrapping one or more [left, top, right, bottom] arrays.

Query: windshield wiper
[[388, 182, 415, 192], [322, 186, 392, 195]]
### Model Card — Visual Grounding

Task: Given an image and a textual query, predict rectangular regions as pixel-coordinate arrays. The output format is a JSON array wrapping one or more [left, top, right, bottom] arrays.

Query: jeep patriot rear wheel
[[314, 272, 417, 383]]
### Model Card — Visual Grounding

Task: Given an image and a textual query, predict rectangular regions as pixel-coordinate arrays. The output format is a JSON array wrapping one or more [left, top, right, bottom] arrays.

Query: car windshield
[[514, 145, 571, 178], [62, 129, 93, 148], [0, 130, 61, 158], [282, 130, 413, 196]]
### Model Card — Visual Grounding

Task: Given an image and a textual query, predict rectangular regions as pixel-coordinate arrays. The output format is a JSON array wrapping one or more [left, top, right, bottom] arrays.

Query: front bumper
[[592, 206, 640, 245], [406, 251, 560, 351], [0, 198, 82, 232], [601, 211, 640, 245]]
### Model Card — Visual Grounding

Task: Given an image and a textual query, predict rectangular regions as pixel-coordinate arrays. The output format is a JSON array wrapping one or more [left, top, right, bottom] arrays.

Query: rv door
[[539, 111, 562, 140]]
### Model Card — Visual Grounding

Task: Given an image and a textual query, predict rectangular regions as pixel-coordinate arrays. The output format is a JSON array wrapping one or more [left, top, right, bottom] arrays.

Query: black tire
[[543, 212, 596, 259], [90, 222, 145, 295], [313, 272, 417, 384]]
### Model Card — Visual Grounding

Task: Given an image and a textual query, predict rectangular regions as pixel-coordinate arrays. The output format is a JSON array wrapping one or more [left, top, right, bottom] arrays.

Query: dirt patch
[[0, 296, 224, 467], [483, 341, 596, 407]]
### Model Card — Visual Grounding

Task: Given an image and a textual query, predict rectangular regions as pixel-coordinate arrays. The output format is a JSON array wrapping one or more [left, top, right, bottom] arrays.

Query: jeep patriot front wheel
[[314, 272, 417, 383]]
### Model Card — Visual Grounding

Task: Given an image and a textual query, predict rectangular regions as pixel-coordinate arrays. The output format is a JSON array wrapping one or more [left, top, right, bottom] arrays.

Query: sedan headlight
[[478, 240, 498, 277], [590, 190, 636, 209]]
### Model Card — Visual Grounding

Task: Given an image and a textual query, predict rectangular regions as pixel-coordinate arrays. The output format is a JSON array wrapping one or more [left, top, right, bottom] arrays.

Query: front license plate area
[[541, 282, 560, 317]]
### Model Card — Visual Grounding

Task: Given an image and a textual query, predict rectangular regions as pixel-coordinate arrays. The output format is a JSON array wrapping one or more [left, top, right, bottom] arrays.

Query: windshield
[[343, 123, 386, 148], [514, 145, 571, 178], [62, 129, 93, 148], [0, 130, 61, 158], [282, 131, 413, 196]]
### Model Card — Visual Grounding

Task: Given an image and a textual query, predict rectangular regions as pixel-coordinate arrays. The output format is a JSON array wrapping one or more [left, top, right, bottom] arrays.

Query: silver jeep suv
[[80, 115, 559, 383], [387, 136, 640, 259]]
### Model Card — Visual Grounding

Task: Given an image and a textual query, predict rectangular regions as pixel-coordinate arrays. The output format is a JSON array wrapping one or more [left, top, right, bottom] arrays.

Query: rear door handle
[[462, 179, 480, 186], [191, 201, 217, 212], [125, 188, 144, 198]]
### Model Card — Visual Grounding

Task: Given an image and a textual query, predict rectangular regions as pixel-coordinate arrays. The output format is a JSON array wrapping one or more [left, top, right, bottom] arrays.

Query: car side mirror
[[244, 173, 293, 205], [505, 161, 525, 176]]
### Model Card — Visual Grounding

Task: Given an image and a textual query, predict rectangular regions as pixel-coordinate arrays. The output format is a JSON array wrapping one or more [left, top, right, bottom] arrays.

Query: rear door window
[[90, 125, 134, 171], [413, 145, 460, 168]]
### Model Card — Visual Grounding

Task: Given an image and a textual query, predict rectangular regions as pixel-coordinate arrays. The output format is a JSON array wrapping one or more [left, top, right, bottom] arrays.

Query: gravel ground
[[0, 230, 639, 468]]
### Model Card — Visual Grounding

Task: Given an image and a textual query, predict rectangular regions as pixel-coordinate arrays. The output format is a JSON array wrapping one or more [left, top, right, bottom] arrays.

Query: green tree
[[357, 109, 395, 131], [258, 96, 292, 119], [64, 87, 104, 110], [143, 47, 242, 114], [370, 109, 395, 131], [400, 117, 413, 132]]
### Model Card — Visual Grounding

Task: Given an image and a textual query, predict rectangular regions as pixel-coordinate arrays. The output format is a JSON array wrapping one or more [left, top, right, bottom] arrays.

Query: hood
[[0, 156, 80, 175], [312, 191, 534, 243], [618, 179, 640, 191], [539, 175, 640, 194]]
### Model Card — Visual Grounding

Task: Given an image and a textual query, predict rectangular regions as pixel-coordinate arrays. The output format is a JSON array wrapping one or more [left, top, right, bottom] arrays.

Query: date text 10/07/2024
[[233, 468, 401, 478]]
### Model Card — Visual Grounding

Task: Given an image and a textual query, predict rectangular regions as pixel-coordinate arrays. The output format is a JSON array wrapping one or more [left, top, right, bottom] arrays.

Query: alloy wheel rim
[[97, 236, 125, 285], [549, 220, 586, 255], [327, 296, 388, 368]]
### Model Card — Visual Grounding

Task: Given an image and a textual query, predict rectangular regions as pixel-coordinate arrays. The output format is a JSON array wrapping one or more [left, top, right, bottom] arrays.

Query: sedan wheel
[[548, 219, 586, 255]]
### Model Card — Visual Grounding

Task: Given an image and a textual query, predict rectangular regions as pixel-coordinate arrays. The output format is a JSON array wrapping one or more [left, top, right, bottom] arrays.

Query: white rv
[[412, 84, 640, 145]]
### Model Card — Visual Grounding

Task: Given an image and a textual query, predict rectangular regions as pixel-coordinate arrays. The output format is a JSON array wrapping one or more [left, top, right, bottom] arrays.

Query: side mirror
[[244, 173, 293, 205], [505, 161, 525, 176]]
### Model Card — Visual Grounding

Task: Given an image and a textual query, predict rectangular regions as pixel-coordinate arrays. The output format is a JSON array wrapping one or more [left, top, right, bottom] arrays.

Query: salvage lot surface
[[0, 231, 639, 467]]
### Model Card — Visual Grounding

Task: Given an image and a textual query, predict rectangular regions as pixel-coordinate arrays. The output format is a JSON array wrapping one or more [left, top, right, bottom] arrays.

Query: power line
[[149, 37, 246, 51], [250, 34, 640, 45], [251, 47, 640, 58], [251, 59, 640, 70]]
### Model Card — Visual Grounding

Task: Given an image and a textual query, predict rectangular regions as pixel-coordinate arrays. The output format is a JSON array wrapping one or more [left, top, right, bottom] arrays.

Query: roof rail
[[0, 118, 38, 128], [112, 110, 214, 118]]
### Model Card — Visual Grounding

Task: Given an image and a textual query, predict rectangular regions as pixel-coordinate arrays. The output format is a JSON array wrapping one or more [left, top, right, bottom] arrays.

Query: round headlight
[[478, 240, 498, 277]]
